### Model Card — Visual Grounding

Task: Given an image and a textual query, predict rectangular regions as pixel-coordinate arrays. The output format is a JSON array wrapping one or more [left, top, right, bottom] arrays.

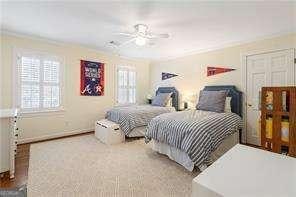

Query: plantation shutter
[[43, 60, 60, 108], [18, 52, 62, 112], [117, 67, 136, 104], [20, 57, 40, 109]]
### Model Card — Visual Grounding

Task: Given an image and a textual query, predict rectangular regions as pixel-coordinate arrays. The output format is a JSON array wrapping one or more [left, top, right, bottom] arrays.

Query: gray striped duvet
[[106, 105, 175, 135], [145, 110, 242, 167]]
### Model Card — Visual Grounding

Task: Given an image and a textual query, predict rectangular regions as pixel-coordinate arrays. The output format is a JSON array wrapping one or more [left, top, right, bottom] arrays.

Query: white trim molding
[[3, 29, 294, 62], [18, 128, 94, 144], [1, 30, 150, 62]]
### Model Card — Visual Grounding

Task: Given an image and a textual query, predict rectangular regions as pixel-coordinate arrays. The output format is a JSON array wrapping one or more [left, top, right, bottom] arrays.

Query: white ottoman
[[95, 119, 125, 145]]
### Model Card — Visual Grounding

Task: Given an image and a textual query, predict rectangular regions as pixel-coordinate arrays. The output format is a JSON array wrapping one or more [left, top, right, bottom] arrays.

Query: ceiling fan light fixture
[[116, 24, 168, 47], [135, 24, 148, 33], [135, 36, 146, 46]]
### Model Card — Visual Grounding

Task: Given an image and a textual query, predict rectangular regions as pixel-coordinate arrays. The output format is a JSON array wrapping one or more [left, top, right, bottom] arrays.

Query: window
[[117, 66, 136, 104], [15, 50, 63, 113]]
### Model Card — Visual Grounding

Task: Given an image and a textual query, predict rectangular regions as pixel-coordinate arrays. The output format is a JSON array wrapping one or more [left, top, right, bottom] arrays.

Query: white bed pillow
[[165, 98, 173, 107], [224, 97, 232, 113]]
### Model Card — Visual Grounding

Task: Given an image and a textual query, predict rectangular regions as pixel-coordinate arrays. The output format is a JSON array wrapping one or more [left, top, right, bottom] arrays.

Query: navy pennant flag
[[162, 72, 178, 80]]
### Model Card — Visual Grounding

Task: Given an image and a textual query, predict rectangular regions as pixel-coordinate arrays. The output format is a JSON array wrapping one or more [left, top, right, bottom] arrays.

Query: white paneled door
[[246, 49, 295, 145]]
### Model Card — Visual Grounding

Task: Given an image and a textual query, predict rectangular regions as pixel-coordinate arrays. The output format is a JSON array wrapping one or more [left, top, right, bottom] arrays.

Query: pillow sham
[[165, 97, 173, 107], [152, 93, 172, 107], [224, 97, 232, 113], [196, 90, 227, 113]]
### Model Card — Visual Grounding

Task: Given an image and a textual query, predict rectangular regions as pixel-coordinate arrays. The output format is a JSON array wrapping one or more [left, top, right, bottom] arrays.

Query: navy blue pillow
[[152, 93, 172, 107], [196, 90, 227, 113]]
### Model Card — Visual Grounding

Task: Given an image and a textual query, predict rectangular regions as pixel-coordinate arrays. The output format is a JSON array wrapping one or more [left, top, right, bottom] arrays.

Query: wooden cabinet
[[261, 87, 296, 157]]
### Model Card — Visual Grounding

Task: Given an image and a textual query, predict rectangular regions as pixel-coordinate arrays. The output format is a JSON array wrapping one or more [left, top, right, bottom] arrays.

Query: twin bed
[[146, 86, 242, 171], [106, 87, 179, 137], [105, 86, 242, 171]]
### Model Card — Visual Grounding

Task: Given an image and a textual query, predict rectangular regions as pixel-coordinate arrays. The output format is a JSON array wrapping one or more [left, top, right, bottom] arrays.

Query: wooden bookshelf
[[261, 87, 296, 157]]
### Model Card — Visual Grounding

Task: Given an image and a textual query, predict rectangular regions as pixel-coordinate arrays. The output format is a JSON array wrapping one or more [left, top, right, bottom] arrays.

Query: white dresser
[[0, 109, 19, 178], [192, 144, 296, 197]]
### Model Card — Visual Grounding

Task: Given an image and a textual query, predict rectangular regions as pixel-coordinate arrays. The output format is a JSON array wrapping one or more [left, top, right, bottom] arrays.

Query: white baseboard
[[18, 128, 94, 144]]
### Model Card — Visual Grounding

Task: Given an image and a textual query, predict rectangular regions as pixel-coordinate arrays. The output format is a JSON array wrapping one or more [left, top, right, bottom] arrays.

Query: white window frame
[[115, 66, 137, 105], [13, 48, 65, 114]]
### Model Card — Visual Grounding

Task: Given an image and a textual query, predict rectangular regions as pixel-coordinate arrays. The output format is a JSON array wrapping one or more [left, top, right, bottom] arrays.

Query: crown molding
[[0, 29, 151, 63], [151, 30, 296, 63], [1, 29, 295, 63]]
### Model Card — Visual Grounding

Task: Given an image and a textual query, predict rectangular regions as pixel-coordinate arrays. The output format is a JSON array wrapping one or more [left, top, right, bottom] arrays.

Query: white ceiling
[[1, 1, 295, 60]]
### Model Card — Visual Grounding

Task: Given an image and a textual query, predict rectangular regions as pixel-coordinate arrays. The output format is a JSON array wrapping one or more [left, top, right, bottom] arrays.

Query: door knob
[[247, 103, 252, 107]]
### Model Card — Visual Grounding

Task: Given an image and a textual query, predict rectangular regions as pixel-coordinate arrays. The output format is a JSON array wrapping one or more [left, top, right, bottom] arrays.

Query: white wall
[[150, 33, 296, 142], [1, 33, 295, 146], [150, 33, 296, 98], [0, 33, 150, 143]]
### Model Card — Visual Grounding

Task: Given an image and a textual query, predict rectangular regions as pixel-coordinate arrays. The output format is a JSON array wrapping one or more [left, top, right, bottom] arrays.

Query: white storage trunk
[[95, 119, 125, 145]]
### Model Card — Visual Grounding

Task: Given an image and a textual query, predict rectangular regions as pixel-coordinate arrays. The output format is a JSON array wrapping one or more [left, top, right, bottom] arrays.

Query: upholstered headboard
[[203, 86, 242, 117], [156, 87, 179, 110]]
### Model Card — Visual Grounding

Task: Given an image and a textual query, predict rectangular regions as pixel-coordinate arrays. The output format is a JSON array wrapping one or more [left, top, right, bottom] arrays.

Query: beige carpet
[[27, 134, 199, 197]]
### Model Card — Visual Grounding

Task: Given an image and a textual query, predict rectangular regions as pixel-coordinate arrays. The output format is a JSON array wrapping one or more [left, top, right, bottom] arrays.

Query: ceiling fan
[[113, 24, 169, 47]]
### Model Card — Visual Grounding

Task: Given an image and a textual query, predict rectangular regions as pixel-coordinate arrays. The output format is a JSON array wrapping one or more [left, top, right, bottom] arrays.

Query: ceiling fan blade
[[119, 38, 136, 47], [148, 41, 156, 46], [146, 33, 169, 39], [108, 40, 121, 47], [114, 32, 136, 37]]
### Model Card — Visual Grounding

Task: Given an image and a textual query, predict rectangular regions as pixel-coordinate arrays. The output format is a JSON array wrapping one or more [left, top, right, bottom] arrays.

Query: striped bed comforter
[[106, 105, 175, 135], [145, 110, 242, 167]]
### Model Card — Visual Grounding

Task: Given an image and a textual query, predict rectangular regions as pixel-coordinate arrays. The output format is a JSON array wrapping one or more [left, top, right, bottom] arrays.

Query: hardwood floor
[[0, 144, 30, 188]]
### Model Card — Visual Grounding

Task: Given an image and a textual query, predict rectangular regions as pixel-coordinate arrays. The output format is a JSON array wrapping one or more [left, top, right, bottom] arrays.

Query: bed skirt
[[151, 131, 239, 171], [127, 126, 146, 137]]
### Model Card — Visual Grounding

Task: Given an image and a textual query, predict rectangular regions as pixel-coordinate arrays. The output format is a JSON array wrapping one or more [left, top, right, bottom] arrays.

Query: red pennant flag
[[207, 66, 235, 77]]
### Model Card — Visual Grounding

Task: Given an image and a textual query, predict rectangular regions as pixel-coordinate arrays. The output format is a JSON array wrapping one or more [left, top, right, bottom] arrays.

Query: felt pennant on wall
[[207, 66, 236, 77], [80, 60, 104, 96], [162, 72, 178, 80]]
